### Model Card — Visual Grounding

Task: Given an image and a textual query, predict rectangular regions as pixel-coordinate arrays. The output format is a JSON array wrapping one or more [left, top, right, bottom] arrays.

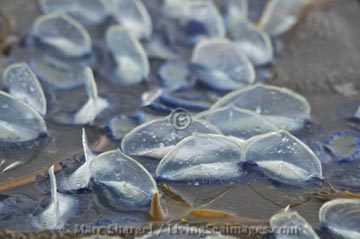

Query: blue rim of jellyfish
[[325, 130, 360, 162], [302, 140, 331, 163], [159, 94, 211, 112]]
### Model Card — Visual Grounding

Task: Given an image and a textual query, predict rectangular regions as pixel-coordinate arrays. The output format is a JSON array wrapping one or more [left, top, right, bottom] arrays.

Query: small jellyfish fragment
[[3, 62, 47, 116], [178, 0, 225, 44], [39, 0, 111, 25], [31, 13, 92, 58], [90, 149, 158, 208], [319, 199, 360, 239], [230, 21, 274, 66], [325, 131, 360, 162], [258, 0, 310, 37], [121, 112, 221, 159], [58, 129, 95, 191], [244, 130, 322, 185], [270, 210, 320, 239], [73, 67, 109, 125], [0, 91, 47, 144], [191, 39, 255, 91], [156, 134, 244, 183], [197, 105, 278, 142], [29, 56, 85, 90], [106, 26, 149, 85], [212, 84, 311, 131], [157, 61, 195, 92], [111, 0, 152, 39], [33, 166, 78, 230], [142, 88, 163, 107], [107, 115, 142, 140]]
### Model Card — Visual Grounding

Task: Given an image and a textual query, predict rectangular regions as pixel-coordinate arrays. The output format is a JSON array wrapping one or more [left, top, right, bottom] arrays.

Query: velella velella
[[270, 210, 320, 239], [325, 131, 360, 162], [230, 20, 274, 66], [33, 166, 78, 230], [58, 129, 95, 191], [0, 90, 47, 144], [121, 112, 221, 159], [90, 149, 158, 209], [111, 0, 152, 40], [73, 67, 109, 125], [319, 199, 360, 239], [106, 25, 149, 85], [259, 0, 310, 37], [3, 62, 47, 116], [244, 130, 322, 185], [39, 0, 111, 25], [156, 134, 244, 183], [191, 38, 255, 91], [212, 84, 311, 131], [197, 105, 278, 142], [164, 0, 225, 44], [107, 115, 142, 141], [157, 60, 195, 93], [29, 56, 85, 90], [31, 13, 92, 58]]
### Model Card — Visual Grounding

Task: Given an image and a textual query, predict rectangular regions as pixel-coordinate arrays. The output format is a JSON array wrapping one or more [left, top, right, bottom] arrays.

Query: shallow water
[[0, 0, 360, 238]]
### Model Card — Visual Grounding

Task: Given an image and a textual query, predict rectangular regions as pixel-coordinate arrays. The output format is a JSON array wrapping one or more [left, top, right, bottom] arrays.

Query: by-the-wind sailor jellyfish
[[244, 130, 322, 185], [156, 134, 244, 183], [177, 0, 225, 45], [39, 0, 111, 25], [230, 20, 274, 66], [110, 0, 152, 39], [325, 131, 360, 162], [33, 166, 78, 230], [258, 0, 310, 37], [29, 56, 85, 90], [0, 91, 47, 144], [106, 25, 149, 85], [121, 112, 221, 159], [31, 13, 92, 58], [107, 115, 142, 141], [58, 129, 95, 191], [73, 67, 109, 125], [270, 210, 320, 239], [197, 105, 278, 143], [191, 38, 255, 91], [212, 84, 311, 131], [90, 149, 158, 209], [3, 62, 47, 116], [319, 199, 360, 239]]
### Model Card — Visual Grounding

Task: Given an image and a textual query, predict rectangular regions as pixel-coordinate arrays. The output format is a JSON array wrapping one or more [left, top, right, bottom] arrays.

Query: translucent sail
[[3, 62, 46, 116], [106, 26, 149, 85], [31, 13, 92, 57], [244, 130, 322, 185], [0, 91, 47, 143], [156, 134, 244, 183]]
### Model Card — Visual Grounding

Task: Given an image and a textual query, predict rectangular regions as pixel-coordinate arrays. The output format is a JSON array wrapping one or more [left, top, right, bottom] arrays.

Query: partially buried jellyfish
[[121, 109, 221, 159], [31, 13, 92, 58], [73, 67, 109, 125], [0, 90, 47, 145], [212, 84, 311, 131], [90, 149, 159, 210], [57, 128, 95, 191], [270, 209, 320, 239], [39, 0, 111, 25], [3, 62, 47, 116], [106, 25, 149, 85], [111, 0, 153, 40], [197, 105, 278, 143], [319, 199, 360, 239], [325, 131, 360, 162], [33, 166, 78, 230], [156, 134, 244, 184], [244, 130, 323, 185], [191, 38, 255, 91]]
